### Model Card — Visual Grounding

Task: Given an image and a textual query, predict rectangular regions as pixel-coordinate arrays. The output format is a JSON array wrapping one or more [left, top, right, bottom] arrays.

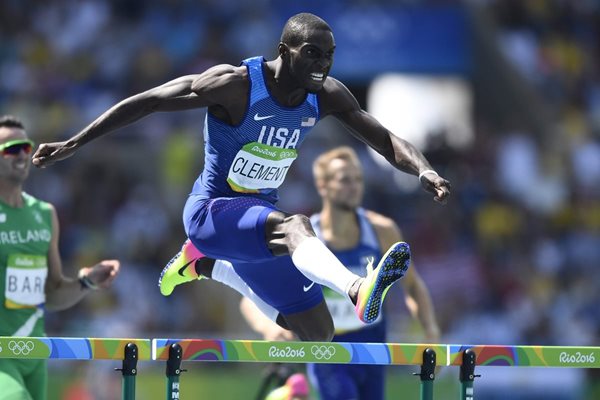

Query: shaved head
[[280, 13, 332, 48]]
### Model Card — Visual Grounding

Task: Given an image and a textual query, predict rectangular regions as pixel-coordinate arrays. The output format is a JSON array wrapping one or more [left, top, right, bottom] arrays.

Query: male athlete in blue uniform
[[241, 147, 440, 399], [32, 13, 450, 342]]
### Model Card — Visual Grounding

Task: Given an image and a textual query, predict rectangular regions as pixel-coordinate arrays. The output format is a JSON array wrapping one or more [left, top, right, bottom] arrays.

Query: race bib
[[5, 254, 47, 309], [227, 143, 297, 193]]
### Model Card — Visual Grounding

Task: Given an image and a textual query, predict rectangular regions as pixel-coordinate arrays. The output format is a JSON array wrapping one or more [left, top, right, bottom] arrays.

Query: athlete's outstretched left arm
[[321, 78, 451, 204]]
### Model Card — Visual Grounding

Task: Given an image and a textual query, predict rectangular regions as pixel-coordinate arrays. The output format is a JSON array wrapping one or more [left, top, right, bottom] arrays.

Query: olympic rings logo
[[8, 340, 35, 355], [311, 345, 336, 360]]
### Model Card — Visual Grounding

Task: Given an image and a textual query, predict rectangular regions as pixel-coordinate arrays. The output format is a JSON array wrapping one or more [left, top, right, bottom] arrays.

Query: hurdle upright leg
[[115, 342, 139, 400], [413, 348, 436, 400], [165, 343, 185, 399], [459, 348, 479, 400]]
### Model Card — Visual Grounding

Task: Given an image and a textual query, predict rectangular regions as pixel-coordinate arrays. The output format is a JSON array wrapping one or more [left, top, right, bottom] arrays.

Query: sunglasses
[[0, 139, 35, 156]]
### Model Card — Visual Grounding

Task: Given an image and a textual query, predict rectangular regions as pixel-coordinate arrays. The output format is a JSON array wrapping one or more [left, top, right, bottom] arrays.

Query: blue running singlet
[[191, 56, 319, 204], [183, 56, 322, 315]]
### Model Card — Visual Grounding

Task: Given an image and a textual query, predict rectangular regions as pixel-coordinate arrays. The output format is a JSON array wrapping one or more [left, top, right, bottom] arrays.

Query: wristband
[[78, 269, 99, 290], [418, 169, 438, 181]]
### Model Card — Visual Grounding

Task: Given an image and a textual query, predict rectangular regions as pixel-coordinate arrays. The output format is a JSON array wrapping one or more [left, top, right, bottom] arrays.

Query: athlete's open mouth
[[310, 72, 324, 82]]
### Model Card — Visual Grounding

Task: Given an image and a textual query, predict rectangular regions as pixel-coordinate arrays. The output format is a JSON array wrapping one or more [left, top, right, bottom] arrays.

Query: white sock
[[211, 259, 279, 322], [291, 237, 360, 297]]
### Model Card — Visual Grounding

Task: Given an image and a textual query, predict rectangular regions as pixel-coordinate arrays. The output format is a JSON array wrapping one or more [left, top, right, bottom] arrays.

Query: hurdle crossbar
[[3, 337, 599, 400], [152, 339, 600, 368], [2, 337, 598, 368], [0, 336, 152, 360], [152, 338, 447, 365]]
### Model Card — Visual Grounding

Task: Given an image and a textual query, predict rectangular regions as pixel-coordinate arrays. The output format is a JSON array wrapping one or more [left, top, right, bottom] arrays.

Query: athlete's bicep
[[141, 75, 211, 111], [139, 64, 246, 112], [321, 79, 392, 155]]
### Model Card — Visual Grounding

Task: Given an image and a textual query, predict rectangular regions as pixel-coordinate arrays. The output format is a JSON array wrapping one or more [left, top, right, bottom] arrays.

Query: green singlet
[[0, 193, 52, 400]]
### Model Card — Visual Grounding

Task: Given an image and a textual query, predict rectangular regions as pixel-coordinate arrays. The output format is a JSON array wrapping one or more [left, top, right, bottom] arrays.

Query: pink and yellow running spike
[[355, 242, 411, 324], [265, 373, 310, 400], [158, 239, 206, 296]]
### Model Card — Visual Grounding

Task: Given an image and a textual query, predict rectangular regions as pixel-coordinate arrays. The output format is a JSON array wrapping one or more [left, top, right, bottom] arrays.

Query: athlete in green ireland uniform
[[0, 115, 120, 400]]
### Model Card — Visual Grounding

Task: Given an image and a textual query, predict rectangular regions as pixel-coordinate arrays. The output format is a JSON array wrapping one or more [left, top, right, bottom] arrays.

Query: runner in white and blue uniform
[[33, 13, 450, 342], [308, 209, 387, 400]]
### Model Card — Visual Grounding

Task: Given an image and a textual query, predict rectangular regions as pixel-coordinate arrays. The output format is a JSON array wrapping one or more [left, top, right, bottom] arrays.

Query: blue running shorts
[[183, 195, 323, 315]]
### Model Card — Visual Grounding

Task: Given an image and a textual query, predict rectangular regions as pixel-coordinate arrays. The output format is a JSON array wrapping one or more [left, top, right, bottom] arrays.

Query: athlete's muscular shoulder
[[191, 64, 248, 106], [318, 77, 361, 117], [190, 64, 249, 124], [365, 210, 404, 248]]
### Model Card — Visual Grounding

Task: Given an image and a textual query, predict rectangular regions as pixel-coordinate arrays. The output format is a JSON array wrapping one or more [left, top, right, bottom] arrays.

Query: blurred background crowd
[[1, 0, 599, 398]]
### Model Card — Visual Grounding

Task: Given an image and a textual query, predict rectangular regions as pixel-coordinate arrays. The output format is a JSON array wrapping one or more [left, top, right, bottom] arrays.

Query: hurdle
[[2, 336, 599, 400], [152, 339, 448, 399], [0, 337, 151, 400]]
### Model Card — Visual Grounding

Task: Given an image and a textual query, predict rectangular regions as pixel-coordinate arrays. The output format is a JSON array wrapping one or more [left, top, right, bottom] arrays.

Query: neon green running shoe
[[158, 239, 206, 296], [355, 241, 411, 323]]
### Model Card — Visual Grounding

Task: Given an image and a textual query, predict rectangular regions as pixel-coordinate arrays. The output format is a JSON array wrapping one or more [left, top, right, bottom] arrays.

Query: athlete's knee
[[284, 214, 315, 236], [266, 212, 316, 255], [266, 212, 314, 236], [265, 210, 287, 227], [281, 214, 317, 254]]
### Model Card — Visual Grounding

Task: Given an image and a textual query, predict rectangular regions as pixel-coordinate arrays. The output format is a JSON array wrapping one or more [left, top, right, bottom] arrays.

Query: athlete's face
[[320, 158, 364, 211], [0, 126, 31, 184], [286, 28, 335, 93]]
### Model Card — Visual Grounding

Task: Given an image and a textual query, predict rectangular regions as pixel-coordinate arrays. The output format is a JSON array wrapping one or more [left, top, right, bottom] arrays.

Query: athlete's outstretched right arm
[[32, 65, 246, 167], [320, 78, 451, 204]]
